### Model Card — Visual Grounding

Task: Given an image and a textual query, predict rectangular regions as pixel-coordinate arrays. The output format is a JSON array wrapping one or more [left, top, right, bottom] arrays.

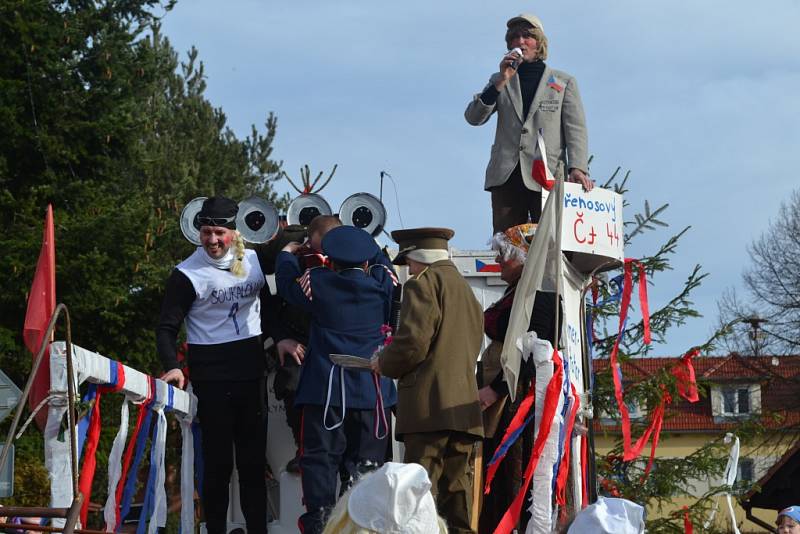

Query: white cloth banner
[[103, 397, 130, 531], [501, 178, 562, 400]]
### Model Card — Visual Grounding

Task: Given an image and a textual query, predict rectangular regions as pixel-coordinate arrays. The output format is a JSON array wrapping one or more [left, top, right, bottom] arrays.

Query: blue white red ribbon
[[484, 383, 536, 493], [78, 361, 125, 527], [140, 382, 171, 534], [492, 348, 565, 534], [551, 356, 572, 493], [119, 377, 157, 526], [555, 383, 580, 507]]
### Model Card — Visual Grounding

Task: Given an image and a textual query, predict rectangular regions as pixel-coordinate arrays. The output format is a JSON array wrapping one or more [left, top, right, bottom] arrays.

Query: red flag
[[532, 130, 555, 191], [23, 204, 56, 431]]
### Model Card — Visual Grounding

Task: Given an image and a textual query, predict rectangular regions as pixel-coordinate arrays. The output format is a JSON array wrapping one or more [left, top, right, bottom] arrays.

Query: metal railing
[[0, 304, 81, 534]]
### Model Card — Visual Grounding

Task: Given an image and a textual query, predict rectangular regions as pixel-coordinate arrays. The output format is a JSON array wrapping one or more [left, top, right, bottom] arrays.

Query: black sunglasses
[[196, 215, 236, 226]]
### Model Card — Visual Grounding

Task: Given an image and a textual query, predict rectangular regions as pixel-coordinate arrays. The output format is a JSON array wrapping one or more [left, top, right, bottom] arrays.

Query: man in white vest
[[157, 196, 269, 534]]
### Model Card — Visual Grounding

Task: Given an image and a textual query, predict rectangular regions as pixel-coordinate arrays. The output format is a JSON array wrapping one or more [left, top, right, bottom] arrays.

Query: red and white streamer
[[493, 343, 564, 534]]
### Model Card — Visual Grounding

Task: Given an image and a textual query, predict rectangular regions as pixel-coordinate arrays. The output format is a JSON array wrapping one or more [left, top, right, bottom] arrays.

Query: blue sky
[[160, 1, 800, 356]]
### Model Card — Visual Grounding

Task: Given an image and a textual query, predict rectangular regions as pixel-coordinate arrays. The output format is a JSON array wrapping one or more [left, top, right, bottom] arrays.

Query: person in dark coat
[[257, 223, 312, 473], [477, 223, 559, 534], [275, 225, 398, 534]]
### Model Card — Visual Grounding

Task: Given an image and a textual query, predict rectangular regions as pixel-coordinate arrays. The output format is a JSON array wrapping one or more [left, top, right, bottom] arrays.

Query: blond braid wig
[[229, 230, 247, 278]]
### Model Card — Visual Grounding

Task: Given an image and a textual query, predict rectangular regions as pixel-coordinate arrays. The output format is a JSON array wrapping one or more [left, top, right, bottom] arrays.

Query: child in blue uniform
[[275, 225, 398, 534]]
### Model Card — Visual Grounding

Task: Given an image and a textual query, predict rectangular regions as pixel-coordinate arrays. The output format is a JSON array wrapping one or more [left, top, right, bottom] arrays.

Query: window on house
[[722, 387, 751, 415], [737, 458, 754, 483]]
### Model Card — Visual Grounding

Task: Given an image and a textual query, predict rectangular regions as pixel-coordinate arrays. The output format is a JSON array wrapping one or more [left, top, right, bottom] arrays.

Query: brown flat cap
[[390, 227, 454, 265]]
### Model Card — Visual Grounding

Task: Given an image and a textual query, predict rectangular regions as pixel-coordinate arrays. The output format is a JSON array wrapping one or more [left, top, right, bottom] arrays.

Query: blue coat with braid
[[275, 251, 397, 409]]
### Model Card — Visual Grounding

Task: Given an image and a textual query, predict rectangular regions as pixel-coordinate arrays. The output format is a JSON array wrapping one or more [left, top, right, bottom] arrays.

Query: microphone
[[509, 47, 523, 70]]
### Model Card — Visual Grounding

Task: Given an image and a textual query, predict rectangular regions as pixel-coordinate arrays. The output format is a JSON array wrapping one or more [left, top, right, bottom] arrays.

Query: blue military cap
[[322, 225, 378, 266]]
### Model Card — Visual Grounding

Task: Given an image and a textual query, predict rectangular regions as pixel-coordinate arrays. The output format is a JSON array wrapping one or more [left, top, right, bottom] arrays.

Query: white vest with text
[[177, 248, 264, 345]]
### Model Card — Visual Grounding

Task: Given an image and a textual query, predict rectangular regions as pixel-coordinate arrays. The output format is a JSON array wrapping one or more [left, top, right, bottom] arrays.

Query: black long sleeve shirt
[[156, 250, 274, 382], [488, 290, 559, 396]]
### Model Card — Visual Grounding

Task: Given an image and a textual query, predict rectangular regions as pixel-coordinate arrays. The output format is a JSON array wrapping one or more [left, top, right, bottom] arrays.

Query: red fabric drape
[[78, 363, 125, 526]]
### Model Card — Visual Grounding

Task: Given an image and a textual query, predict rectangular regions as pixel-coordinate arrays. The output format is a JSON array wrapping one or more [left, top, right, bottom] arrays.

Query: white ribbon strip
[[147, 382, 169, 534], [703, 433, 740, 532], [723, 433, 741, 534], [180, 383, 197, 534], [103, 397, 130, 531], [524, 334, 564, 534]]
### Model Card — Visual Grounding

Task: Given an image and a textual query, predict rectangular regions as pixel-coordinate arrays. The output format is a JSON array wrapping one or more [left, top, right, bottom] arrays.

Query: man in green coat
[[372, 227, 484, 534]]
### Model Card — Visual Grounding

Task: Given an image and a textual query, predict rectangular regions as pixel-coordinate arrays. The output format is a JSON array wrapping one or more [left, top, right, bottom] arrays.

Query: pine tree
[[588, 169, 763, 533], [0, 0, 284, 508]]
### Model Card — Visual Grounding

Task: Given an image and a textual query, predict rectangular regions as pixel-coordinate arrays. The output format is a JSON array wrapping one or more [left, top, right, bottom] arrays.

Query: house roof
[[592, 354, 800, 433], [742, 440, 800, 511]]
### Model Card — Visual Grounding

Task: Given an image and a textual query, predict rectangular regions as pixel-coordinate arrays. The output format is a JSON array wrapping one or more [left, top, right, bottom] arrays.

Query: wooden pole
[[471, 441, 483, 531]]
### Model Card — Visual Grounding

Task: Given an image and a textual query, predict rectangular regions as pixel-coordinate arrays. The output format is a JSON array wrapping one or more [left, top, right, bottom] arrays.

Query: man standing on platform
[[465, 13, 592, 233], [157, 196, 268, 534], [372, 228, 484, 534]]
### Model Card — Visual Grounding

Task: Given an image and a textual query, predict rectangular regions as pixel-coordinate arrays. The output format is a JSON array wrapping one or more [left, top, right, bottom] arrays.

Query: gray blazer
[[465, 65, 588, 191]]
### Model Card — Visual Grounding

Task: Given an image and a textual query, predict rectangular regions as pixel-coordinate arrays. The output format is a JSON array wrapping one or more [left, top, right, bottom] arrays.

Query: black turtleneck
[[479, 60, 546, 120]]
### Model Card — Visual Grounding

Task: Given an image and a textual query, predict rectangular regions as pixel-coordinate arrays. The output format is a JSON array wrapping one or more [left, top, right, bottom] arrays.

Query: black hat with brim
[[198, 196, 238, 229]]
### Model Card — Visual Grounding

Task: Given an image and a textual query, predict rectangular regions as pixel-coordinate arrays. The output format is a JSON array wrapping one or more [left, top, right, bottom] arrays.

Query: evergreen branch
[[625, 201, 671, 243]]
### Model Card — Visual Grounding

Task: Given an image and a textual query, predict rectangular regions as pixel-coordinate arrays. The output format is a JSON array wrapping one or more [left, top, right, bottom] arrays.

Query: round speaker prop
[[237, 196, 280, 243], [179, 197, 208, 246], [286, 194, 332, 226], [339, 193, 386, 237]]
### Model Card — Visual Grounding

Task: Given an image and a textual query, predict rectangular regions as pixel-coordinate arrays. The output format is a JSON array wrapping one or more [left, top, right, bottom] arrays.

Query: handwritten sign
[[544, 183, 624, 273]]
